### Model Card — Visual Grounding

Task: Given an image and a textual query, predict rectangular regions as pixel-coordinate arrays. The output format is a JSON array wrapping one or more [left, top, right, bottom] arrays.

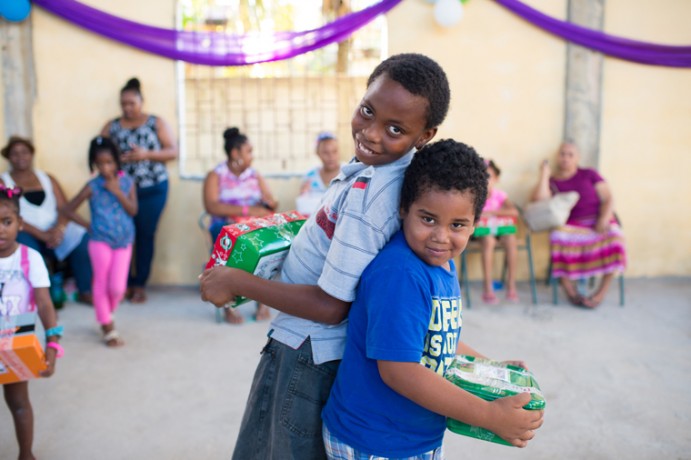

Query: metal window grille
[[177, 0, 387, 180]]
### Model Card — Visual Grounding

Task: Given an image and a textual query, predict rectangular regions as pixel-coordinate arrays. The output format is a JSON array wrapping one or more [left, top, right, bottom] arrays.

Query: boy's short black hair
[[400, 139, 488, 222], [367, 53, 450, 130], [88, 136, 122, 172]]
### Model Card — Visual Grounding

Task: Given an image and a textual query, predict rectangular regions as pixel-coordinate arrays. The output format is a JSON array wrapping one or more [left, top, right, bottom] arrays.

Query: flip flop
[[580, 296, 601, 309], [130, 288, 147, 304], [224, 308, 245, 325], [254, 304, 272, 321], [566, 292, 586, 307], [482, 292, 500, 305], [506, 291, 520, 303], [103, 330, 125, 347]]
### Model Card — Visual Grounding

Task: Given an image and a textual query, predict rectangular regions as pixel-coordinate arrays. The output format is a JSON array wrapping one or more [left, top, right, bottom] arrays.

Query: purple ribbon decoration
[[33, 0, 402, 66], [495, 0, 691, 68]]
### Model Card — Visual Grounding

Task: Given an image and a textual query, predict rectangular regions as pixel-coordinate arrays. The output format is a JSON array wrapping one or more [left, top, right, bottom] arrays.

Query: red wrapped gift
[[206, 211, 307, 307]]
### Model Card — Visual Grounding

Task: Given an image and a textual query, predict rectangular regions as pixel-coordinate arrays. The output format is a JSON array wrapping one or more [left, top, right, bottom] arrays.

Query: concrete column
[[564, 0, 604, 167], [1, 17, 36, 139]]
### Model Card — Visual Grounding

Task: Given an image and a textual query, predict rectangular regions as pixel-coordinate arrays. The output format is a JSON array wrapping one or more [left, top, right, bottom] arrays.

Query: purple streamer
[[33, 0, 402, 66], [495, 0, 691, 68]]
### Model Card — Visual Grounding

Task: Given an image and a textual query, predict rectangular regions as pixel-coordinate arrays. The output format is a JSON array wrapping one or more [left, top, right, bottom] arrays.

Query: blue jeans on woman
[[17, 231, 92, 295], [208, 220, 226, 248], [129, 180, 168, 288]]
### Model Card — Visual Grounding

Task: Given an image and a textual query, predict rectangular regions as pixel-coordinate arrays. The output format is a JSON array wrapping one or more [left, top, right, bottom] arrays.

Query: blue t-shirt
[[322, 230, 463, 457], [88, 174, 135, 248]]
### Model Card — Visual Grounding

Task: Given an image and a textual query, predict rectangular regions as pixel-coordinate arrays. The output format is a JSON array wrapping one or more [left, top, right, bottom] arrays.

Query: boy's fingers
[[511, 392, 532, 407]]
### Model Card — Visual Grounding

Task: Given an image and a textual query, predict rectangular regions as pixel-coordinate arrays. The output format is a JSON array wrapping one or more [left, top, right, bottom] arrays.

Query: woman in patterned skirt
[[100, 77, 178, 304], [531, 141, 626, 308]]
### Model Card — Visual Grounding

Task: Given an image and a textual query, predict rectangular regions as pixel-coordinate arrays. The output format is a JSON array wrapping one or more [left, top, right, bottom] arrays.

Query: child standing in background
[[477, 159, 520, 304], [200, 53, 450, 460], [322, 141, 542, 458], [0, 186, 62, 460], [296, 131, 341, 216], [63, 137, 137, 347]]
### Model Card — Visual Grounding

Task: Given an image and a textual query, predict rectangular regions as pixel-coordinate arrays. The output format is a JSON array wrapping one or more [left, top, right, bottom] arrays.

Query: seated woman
[[475, 160, 519, 304], [202, 127, 277, 324], [0, 136, 93, 303], [531, 141, 626, 308], [295, 131, 341, 216]]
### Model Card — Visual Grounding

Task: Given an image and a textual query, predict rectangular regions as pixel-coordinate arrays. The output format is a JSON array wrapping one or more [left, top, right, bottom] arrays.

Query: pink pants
[[88, 241, 132, 325]]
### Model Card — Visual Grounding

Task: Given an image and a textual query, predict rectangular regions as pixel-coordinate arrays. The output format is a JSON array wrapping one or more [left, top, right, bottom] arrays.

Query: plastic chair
[[198, 211, 225, 323], [459, 218, 538, 309]]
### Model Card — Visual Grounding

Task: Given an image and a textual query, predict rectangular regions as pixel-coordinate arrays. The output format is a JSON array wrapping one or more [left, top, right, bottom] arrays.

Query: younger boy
[[200, 53, 451, 459], [322, 140, 544, 458]]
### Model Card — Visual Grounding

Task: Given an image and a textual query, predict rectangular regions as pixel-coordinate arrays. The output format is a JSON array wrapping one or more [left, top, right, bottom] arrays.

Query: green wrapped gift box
[[444, 355, 545, 446], [205, 211, 307, 307], [473, 216, 517, 238]]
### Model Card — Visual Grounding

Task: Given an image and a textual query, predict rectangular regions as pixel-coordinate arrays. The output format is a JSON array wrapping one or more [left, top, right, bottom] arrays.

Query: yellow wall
[[4, 0, 690, 285], [389, 0, 691, 279], [601, 0, 691, 276]]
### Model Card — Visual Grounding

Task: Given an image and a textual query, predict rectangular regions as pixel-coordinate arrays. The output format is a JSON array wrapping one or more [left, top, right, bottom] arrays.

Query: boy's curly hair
[[400, 139, 488, 223], [367, 53, 450, 130]]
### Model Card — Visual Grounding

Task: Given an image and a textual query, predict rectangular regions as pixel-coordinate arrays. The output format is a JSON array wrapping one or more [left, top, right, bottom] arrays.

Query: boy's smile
[[351, 74, 436, 166], [400, 188, 476, 269]]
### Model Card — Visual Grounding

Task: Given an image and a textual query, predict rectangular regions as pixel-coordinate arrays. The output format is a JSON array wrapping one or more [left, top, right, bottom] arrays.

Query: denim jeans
[[209, 220, 226, 249], [17, 231, 92, 294], [129, 180, 168, 288], [232, 338, 341, 460]]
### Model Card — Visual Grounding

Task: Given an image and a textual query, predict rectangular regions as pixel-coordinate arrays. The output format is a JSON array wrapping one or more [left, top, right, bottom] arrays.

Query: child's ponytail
[[0, 184, 22, 214]]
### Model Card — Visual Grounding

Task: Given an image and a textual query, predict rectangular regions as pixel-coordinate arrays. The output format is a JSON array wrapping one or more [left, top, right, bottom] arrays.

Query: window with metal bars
[[177, 0, 388, 180]]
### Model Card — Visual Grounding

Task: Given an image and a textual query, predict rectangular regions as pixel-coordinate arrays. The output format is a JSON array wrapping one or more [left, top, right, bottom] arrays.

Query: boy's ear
[[415, 127, 438, 150]]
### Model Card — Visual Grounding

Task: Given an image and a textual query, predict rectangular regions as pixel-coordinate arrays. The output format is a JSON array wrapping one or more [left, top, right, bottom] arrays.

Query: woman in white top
[[0, 136, 93, 303], [295, 131, 341, 216]]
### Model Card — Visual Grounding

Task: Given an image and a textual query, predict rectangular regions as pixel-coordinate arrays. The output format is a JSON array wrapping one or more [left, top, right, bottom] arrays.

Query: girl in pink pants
[[63, 137, 137, 347]]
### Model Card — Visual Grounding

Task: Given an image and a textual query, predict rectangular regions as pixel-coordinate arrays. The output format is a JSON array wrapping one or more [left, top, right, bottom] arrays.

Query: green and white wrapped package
[[444, 355, 546, 446]]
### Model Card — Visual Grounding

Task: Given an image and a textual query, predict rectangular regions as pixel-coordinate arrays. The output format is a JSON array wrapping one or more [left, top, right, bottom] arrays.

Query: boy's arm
[[199, 266, 349, 324], [377, 361, 543, 447], [456, 340, 488, 359], [456, 341, 528, 370]]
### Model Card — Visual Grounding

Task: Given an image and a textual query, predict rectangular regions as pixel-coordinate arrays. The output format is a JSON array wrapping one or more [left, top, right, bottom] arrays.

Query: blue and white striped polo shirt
[[269, 149, 415, 364]]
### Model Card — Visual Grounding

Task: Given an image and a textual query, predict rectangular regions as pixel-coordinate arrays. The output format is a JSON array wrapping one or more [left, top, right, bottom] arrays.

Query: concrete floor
[[1, 277, 690, 460]]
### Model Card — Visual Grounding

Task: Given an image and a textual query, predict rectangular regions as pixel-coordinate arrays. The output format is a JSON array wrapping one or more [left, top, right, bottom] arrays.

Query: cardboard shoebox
[[444, 355, 546, 446], [206, 211, 307, 307], [473, 216, 517, 238], [0, 312, 47, 384]]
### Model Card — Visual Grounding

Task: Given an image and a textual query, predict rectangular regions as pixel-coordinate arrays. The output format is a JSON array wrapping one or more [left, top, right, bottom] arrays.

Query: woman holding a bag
[[531, 141, 626, 308]]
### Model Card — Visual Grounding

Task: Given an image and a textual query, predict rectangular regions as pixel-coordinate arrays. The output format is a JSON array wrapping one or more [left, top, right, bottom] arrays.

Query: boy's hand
[[199, 266, 240, 307], [40, 347, 57, 378], [487, 393, 543, 448]]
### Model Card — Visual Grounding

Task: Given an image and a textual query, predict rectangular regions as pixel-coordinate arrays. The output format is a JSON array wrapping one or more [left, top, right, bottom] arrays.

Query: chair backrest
[[198, 211, 213, 252]]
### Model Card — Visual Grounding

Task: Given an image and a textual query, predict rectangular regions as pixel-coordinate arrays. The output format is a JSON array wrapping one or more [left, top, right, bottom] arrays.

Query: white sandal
[[103, 329, 124, 347]]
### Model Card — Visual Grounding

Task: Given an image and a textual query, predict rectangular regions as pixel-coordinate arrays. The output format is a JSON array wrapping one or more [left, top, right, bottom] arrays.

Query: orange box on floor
[[0, 313, 47, 384]]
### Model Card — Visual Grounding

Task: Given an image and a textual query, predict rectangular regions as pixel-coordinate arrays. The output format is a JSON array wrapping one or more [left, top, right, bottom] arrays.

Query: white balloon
[[433, 0, 463, 28]]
